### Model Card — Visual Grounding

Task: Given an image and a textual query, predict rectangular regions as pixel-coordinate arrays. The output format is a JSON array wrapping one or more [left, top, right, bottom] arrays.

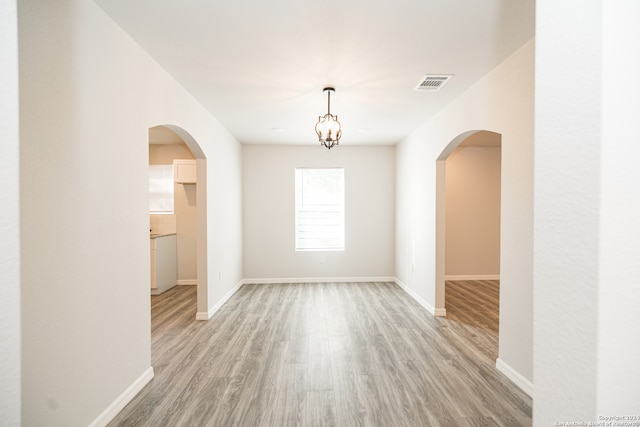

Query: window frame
[[148, 164, 174, 214], [294, 167, 345, 252]]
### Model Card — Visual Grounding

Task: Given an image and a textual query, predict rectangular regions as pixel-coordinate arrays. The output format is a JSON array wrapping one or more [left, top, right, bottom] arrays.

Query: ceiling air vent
[[413, 74, 453, 92]]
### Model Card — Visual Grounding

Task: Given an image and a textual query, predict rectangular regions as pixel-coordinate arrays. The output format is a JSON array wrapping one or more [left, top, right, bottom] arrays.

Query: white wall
[[598, 1, 640, 414], [243, 145, 395, 280], [149, 143, 197, 284], [534, 1, 640, 423], [18, 0, 242, 425], [0, 0, 21, 424], [396, 40, 534, 387], [445, 146, 501, 278]]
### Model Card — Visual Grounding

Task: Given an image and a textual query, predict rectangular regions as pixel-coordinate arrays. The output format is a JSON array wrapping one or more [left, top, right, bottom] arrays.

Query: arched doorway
[[148, 125, 208, 319], [435, 130, 502, 317]]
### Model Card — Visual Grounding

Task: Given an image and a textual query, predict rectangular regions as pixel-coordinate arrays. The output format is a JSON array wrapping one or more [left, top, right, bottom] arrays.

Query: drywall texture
[[534, 1, 640, 423], [533, 2, 599, 420], [0, 0, 21, 424], [243, 145, 395, 280], [597, 1, 640, 414], [149, 143, 197, 284], [445, 146, 501, 277], [396, 40, 534, 384], [18, 0, 242, 425]]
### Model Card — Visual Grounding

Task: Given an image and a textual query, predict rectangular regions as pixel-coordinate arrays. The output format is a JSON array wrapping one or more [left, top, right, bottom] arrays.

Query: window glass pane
[[295, 167, 344, 251], [149, 165, 174, 213]]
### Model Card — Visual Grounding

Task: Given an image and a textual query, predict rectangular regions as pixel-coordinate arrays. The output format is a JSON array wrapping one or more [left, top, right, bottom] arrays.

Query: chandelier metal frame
[[315, 87, 342, 149]]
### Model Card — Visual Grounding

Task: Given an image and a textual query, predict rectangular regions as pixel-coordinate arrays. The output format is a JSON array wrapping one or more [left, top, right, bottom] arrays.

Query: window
[[295, 167, 344, 251], [149, 165, 174, 214]]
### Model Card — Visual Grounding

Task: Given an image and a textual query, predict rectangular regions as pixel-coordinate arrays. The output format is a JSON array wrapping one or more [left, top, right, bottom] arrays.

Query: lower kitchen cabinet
[[150, 234, 177, 295]]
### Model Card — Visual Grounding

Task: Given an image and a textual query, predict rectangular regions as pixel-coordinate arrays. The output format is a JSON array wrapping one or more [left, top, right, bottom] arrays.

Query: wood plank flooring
[[109, 281, 531, 426]]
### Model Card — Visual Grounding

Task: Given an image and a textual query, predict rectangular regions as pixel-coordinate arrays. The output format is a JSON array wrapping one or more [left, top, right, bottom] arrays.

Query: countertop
[[150, 232, 176, 239]]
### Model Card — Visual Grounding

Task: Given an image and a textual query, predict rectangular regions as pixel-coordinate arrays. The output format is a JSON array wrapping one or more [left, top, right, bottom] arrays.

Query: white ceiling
[[95, 0, 535, 146]]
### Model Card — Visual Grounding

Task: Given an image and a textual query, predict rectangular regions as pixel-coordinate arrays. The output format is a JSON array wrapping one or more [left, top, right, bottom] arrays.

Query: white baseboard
[[89, 366, 154, 427], [495, 358, 533, 397], [195, 279, 244, 321], [177, 279, 197, 286], [444, 274, 500, 281], [241, 276, 396, 285], [393, 278, 447, 317]]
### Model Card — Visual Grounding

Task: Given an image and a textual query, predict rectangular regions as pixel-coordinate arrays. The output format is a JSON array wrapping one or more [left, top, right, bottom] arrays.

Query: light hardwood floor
[[109, 281, 531, 426]]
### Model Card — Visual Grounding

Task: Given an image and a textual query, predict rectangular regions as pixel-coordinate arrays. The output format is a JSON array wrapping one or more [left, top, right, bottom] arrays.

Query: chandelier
[[315, 87, 342, 149]]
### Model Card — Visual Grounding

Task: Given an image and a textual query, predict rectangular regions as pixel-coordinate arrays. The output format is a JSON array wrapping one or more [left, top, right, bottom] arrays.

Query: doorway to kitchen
[[148, 125, 207, 319]]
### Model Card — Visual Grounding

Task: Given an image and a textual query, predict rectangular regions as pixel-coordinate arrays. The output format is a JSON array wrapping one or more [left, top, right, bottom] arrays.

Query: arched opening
[[148, 125, 208, 319], [436, 130, 502, 324]]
